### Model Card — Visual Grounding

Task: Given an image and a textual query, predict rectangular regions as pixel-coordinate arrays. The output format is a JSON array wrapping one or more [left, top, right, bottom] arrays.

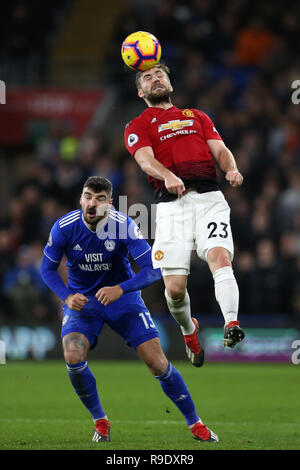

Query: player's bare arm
[[95, 285, 124, 306], [134, 146, 186, 197], [207, 139, 243, 188], [65, 293, 88, 311]]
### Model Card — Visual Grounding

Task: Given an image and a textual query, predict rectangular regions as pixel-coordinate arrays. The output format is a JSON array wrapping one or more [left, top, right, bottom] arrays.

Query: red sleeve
[[124, 117, 152, 157], [197, 110, 223, 141]]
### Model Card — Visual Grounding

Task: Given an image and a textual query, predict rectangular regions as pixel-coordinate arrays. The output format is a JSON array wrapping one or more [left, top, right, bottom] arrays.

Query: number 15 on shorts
[[139, 312, 156, 329]]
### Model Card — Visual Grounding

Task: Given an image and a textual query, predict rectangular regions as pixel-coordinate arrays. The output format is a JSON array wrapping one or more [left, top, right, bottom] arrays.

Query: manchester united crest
[[182, 109, 194, 117], [154, 250, 164, 261]]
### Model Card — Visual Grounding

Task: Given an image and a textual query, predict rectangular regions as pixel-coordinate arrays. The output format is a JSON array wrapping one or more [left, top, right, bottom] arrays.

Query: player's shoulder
[[192, 108, 214, 122], [108, 209, 140, 228], [56, 209, 82, 231], [109, 209, 139, 227], [108, 208, 128, 225], [108, 209, 144, 240], [125, 108, 155, 130]]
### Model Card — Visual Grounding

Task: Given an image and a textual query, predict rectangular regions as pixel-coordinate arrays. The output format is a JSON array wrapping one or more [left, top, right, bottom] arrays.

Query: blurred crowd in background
[[0, 0, 300, 323]]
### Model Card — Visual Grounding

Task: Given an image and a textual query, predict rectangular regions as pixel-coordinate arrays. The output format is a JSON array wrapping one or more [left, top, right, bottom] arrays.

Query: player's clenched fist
[[225, 170, 243, 188], [95, 285, 124, 306], [65, 293, 88, 311], [164, 173, 186, 198]]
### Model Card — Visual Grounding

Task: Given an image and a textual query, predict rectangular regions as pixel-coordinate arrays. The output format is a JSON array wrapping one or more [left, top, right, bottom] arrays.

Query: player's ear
[[138, 88, 144, 99]]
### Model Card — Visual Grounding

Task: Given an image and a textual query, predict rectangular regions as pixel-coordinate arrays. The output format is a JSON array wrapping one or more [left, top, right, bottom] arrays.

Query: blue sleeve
[[124, 218, 152, 261], [119, 248, 162, 294], [40, 255, 72, 302], [43, 220, 66, 264], [41, 220, 72, 301]]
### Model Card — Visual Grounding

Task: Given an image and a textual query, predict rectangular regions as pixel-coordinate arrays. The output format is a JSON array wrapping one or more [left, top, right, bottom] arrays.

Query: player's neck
[[147, 101, 173, 110]]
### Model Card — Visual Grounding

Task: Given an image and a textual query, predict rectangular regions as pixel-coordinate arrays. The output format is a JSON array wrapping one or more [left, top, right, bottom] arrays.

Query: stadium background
[[0, 0, 300, 365]]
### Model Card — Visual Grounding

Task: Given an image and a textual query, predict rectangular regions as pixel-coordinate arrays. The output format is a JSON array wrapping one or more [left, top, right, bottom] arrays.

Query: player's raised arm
[[134, 146, 186, 197], [207, 139, 243, 188]]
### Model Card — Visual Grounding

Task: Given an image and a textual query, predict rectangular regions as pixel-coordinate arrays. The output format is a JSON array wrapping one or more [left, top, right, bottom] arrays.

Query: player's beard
[[144, 86, 172, 106], [82, 205, 110, 230]]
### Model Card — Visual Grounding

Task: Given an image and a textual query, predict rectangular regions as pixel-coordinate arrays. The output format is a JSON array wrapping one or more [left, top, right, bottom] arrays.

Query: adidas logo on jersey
[[73, 244, 82, 251]]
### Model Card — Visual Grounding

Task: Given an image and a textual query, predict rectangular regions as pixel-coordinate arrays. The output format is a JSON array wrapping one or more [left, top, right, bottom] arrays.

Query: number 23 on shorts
[[207, 221, 228, 239]]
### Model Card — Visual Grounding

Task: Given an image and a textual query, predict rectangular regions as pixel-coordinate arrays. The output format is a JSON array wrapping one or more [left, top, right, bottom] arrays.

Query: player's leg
[[136, 337, 218, 442], [152, 197, 203, 365], [62, 332, 110, 441], [194, 191, 244, 348], [207, 247, 245, 348], [207, 245, 238, 326], [106, 302, 217, 442], [163, 271, 204, 367], [152, 197, 193, 336], [163, 272, 194, 334]]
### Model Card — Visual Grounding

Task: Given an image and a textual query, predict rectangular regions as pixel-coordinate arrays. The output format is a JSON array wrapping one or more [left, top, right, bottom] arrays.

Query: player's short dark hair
[[82, 176, 113, 196], [135, 62, 170, 90]]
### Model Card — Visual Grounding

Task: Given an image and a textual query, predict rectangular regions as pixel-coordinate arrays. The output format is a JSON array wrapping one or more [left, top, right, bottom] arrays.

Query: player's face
[[80, 189, 112, 228], [138, 67, 173, 104]]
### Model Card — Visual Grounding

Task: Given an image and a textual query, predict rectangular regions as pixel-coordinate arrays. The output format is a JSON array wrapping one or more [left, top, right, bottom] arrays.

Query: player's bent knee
[[164, 280, 187, 300], [166, 286, 186, 300], [154, 358, 169, 377], [163, 274, 187, 297], [64, 351, 86, 365], [62, 332, 89, 364], [207, 247, 231, 270], [137, 338, 168, 376], [147, 356, 169, 376]]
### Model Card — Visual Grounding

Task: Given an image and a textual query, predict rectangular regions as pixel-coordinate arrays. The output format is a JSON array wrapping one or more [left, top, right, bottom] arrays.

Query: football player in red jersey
[[124, 63, 245, 366]]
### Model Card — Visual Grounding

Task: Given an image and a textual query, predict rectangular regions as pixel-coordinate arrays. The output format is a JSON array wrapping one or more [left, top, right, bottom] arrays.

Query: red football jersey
[[124, 106, 223, 202]]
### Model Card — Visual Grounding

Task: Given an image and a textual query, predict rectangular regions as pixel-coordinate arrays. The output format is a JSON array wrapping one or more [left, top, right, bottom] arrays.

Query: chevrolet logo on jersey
[[158, 119, 194, 132]]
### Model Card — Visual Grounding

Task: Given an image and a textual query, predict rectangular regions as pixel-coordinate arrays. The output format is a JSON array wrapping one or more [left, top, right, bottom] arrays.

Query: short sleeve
[[124, 118, 152, 157], [43, 220, 66, 263], [123, 217, 151, 260], [197, 111, 223, 141]]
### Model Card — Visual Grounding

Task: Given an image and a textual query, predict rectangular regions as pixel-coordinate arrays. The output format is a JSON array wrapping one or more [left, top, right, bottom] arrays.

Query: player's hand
[[225, 170, 243, 188], [164, 173, 186, 198], [95, 285, 124, 306], [65, 293, 88, 311]]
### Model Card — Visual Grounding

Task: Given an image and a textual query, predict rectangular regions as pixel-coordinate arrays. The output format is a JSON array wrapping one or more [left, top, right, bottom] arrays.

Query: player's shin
[[164, 289, 194, 335], [66, 361, 106, 422], [213, 266, 239, 325], [155, 362, 200, 426]]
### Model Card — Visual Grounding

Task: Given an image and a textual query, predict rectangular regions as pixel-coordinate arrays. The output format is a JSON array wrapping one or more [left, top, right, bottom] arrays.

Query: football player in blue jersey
[[40, 176, 219, 444]]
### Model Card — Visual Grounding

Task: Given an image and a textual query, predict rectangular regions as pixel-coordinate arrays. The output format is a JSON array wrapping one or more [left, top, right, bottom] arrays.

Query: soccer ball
[[121, 31, 161, 71]]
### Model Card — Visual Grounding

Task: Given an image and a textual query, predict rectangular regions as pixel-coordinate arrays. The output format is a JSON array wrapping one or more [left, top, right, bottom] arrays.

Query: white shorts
[[152, 190, 234, 270]]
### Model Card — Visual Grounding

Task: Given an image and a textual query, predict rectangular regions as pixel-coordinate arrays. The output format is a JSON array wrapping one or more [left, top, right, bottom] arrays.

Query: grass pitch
[[0, 360, 299, 450]]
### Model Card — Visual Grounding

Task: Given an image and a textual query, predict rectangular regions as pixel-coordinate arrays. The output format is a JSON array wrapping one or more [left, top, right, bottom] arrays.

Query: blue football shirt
[[43, 208, 151, 297]]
